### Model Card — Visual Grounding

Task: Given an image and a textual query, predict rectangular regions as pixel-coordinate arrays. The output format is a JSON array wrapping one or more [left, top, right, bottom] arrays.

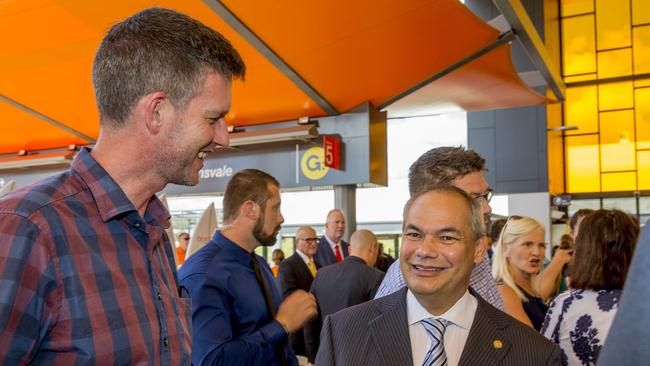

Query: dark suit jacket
[[315, 287, 560, 366], [305, 256, 385, 361], [276, 252, 320, 357], [314, 236, 349, 267]]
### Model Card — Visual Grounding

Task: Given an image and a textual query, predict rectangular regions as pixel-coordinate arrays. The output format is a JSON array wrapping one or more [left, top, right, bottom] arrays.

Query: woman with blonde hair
[[492, 215, 548, 330]]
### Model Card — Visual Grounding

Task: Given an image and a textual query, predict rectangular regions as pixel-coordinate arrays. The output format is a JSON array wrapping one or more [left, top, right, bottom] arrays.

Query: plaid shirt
[[0, 148, 191, 365], [375, 253, 505, 311]]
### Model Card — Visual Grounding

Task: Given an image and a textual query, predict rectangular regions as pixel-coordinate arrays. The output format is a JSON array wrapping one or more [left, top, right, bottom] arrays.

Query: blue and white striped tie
[[420, 318, 448, 366]]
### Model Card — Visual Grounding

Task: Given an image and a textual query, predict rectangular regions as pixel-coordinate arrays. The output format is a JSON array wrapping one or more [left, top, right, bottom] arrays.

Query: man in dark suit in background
[[314, 209, 349, 266], [315, 186, 560, 365], [277, 226, 320, 359], [306, 229, 385, 362]]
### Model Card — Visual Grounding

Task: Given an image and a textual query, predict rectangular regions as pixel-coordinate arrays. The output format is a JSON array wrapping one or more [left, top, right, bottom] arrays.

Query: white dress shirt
[[295, 249, 313, 266], [323, 235, 341, 256], [406, 289, 477, 366]]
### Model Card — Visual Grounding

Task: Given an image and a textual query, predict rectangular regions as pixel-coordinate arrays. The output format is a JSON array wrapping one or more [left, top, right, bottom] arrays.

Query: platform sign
[[323, 135, 341, 170]]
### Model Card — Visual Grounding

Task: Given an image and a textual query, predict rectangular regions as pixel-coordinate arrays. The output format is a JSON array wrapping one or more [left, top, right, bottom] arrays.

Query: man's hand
[[276, 290, 317, 333]]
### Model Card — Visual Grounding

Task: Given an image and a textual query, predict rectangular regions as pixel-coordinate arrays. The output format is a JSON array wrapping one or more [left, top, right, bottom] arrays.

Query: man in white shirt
[[314, 209, 349, 266], [277, 226, 321, 358], [315, 186, 559, 366]]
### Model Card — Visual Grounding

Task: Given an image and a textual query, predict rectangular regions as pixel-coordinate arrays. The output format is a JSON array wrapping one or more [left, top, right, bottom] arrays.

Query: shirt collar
[[71, 148, 170, 226], [324, 234, 340, 247], [213, 231, 254, 265], [295, 249, 312, 264], [406, 289, 476, 330]]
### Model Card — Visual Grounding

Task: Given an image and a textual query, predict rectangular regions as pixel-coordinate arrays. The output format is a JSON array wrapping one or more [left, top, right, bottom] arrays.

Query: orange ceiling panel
[[221, 0, 501, 112]]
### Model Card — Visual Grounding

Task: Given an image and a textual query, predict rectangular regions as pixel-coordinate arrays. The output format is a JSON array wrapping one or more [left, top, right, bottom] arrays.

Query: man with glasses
[[375, 146, 504, 311], [277, 226, 321, 360]]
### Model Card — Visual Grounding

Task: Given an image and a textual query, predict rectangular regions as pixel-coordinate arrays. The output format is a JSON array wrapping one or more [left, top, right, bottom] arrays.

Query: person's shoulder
[[330, 287, 405, 322], [0, 170, 80, 219], [178, 241, 223, 281]]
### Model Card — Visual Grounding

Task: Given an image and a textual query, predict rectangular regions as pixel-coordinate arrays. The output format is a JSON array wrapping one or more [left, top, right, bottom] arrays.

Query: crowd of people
[[0, 6, 647, 366]]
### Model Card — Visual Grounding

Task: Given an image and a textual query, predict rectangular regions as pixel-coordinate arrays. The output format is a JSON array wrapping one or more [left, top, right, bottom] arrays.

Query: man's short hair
[[402, 185, 485, 241], [569, 209, 594, 233], [222, 169, 279, 222], [93, 7, 246, 128], [408, 146, 486, 196]]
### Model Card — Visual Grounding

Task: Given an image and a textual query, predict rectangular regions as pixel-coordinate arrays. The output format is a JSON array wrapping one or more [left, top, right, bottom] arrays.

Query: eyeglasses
[[472, 189, 493, 205], [298, 237, 319, 243]]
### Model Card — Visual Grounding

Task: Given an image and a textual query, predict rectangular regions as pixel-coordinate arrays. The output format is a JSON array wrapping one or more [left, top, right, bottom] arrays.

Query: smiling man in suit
[[315, 186, 559, 366], [314, 209, 349, 266]]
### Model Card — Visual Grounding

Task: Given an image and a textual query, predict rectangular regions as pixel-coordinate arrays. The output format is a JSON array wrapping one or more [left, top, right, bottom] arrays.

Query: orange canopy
[[0, 0, 547, 155]]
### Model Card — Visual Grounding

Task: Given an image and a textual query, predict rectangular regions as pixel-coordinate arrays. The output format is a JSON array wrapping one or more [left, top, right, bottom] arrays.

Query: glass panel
[[602, 172, 637, 192], [640, 196, 650, 213], [632, 0, 650, 25], [281, 237, 295, 258], [564, 73, 597, 83], [568, 198, 601, 216], [602, 196, 637, 213], [598, 81, 634, 110], [562, 0, 595, 17], [600, 110, 636, 171], [565, 85, 599, 134], [636, 88, 650, 149], [597, 48, 633, 78], [562, 15, 597, 76], [634, 78, 650, 88], [633, 26, 650, 74], [638, 151, 650, 189], [596, 0, 631, 50], [566, 134, 601, 192]]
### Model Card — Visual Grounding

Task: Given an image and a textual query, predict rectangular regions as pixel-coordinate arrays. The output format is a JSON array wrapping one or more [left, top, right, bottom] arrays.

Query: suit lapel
[[368, 288, 413, 365], [458, 296, 511, 366]]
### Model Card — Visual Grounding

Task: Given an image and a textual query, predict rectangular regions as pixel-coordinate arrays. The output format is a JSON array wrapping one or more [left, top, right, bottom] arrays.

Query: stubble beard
[[253, 215, 280, 247]]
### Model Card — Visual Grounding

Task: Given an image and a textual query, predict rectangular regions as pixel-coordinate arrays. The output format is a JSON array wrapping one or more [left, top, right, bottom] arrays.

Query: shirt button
[[157, 292, 162, 300], [163, 337, 168, 347], [134, 222, 141, 228]]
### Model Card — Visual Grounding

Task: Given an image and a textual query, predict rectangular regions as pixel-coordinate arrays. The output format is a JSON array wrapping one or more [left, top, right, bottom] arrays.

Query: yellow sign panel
[[301, 147, 329, 180]]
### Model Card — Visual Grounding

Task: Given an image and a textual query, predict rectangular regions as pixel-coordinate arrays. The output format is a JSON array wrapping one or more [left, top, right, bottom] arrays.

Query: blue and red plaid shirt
[[0, 148, 191, 365]]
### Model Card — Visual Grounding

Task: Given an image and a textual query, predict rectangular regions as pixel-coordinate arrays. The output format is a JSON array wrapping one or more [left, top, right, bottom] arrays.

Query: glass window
[[565, 85, 599, 135], [599, 110, 636, 172], [281, 237, 295, 258], [566, 134, 601, 193], [632, 0, 650, 25], [601, 172, 637, 192], [638, 151, 650, 189], [598, 81, 634, 111], [633, 26, 650, 74], [602, 196, 637, 213], [595, 0, 631, 50], [639, 196, 650, 214], [635, 88, 650, 149], [562, 0, 595, 17], [562, 14, 597, 76], [568, 198, 601, 216], [597, 48, 633, 79]]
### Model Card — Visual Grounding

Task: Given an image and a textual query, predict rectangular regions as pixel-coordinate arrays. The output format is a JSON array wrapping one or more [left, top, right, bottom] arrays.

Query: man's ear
[[473, 235, 489, 264], [243, 201, 259, 220], [143, 91, 168, 134]]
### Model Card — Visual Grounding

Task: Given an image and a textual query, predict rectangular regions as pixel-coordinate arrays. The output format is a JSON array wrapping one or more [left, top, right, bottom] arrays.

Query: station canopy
[[0, 0, 550, 156]]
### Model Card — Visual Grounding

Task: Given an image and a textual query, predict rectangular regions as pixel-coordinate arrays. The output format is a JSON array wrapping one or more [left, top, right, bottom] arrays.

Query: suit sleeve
[[314, 314, 336, 366], [304, 277, 322, 363], [277, 260, 298, 299], [183, 273, 287, 366], [545, 343, 561, 366]]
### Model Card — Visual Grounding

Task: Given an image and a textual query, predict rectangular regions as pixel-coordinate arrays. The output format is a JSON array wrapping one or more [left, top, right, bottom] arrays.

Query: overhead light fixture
[[228, 124, 319, 147], [0, 151, 75, 171], [547, 125, 578, 132]]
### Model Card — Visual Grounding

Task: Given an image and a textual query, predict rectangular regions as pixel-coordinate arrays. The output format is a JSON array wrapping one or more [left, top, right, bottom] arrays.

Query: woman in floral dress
[[541, 209, 639, 365]]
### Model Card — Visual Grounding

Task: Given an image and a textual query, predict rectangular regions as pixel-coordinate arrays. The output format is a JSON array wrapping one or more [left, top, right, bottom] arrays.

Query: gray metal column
[[334, 184, 357, 242]]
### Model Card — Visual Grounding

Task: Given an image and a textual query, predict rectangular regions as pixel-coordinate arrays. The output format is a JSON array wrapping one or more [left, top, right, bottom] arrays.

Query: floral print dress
[[541, 289, 622, 366]]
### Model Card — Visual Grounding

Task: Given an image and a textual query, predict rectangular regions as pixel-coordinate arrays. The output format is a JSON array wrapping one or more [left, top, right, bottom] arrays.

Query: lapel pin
[[493, 339, 503, 349]]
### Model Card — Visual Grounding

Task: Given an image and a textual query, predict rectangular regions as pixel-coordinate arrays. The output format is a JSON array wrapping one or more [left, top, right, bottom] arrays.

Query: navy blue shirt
[[178, 231, 297, 365]]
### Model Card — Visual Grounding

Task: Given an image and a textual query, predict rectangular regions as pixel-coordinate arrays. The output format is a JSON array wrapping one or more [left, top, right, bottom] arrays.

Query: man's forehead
[[406, 192, 472, 229]]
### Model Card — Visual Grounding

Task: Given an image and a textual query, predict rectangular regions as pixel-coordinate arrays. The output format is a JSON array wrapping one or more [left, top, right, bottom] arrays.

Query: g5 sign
[[301, 147, 329, 180]]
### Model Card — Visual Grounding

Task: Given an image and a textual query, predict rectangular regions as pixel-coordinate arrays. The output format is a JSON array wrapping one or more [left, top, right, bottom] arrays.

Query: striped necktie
[[420, 318, 448, 366]]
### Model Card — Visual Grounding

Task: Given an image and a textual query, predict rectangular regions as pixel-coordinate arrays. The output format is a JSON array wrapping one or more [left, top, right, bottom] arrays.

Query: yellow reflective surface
[[597, 48, 632, 78], [634, 78, 650, 88], [638, 151, 650, 189], [598, 82, 634, 110], [596, 0, 631, 50], [635, 88, 650, 149], [601, 172, 637, 192], [632, 0, 650, 25], [633, 26, 650, 74], [565, 86, 599, 135], [564, 73, 597, 83], [599, 110, 636, 171], [566, 134, 601, 192], [562, 0, 595, 17], [562, 14, 597, 76]]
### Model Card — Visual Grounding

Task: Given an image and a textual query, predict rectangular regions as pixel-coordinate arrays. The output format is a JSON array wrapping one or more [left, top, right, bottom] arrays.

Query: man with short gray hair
[[0, 7, 244, 364]]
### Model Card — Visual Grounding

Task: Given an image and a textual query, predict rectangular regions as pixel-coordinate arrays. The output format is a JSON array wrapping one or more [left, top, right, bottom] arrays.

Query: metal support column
[[334, 184, 357, 242]]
